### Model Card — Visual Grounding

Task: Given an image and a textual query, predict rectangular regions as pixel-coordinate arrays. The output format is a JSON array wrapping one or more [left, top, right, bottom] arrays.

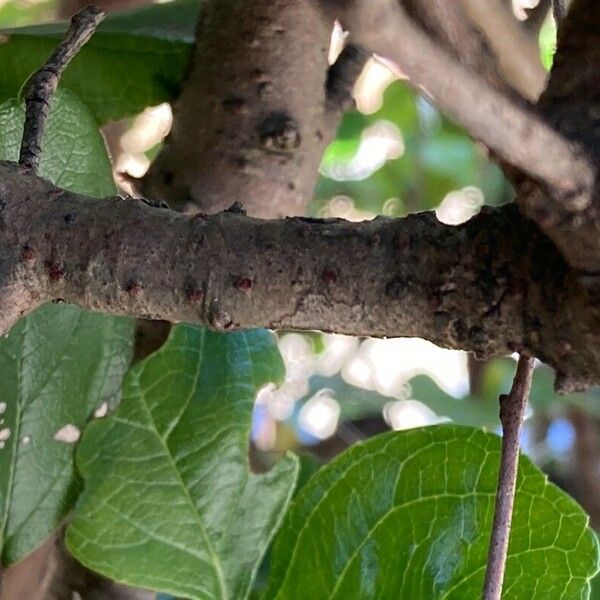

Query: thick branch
[[2, 161, 600, 390], [141, 0, 361, 218]]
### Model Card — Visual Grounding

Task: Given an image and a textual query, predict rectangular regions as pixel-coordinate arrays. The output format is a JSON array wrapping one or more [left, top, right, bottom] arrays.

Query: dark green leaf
[[67, 325, 298, 600], [0, 306, 133, 565], [266, 425, 599, 599], [0, 0, 200, 123]]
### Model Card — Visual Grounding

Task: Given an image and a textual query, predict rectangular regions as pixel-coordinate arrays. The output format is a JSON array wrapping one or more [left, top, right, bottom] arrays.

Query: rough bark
[[1, 161, 599, 391], [140, 0, 350, 218]]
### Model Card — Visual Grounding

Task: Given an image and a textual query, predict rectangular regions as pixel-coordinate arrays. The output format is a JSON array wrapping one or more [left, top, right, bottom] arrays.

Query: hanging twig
[[482, 354, 535, 600], [19, 6, 105, 171]]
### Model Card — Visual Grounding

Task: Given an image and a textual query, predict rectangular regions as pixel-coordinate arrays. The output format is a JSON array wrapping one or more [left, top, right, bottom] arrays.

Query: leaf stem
[[19, 6, 105, 171], [482, 354, 535, 600]]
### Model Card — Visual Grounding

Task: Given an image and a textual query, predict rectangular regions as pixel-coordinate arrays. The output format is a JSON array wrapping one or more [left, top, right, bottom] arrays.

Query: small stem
[[19, 6, 105, 171], [482, 354, 535, 600]]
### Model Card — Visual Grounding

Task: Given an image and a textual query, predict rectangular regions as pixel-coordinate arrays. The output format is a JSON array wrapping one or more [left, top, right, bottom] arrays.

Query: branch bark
[[482, 354, 535, 600], [19, 7, 105, 170], [1, 161, 600, 390], [327, 1, 593, 201], [324, 0, 599, 272], [458, 0, 547, 101], [141, 0, 361, 218]]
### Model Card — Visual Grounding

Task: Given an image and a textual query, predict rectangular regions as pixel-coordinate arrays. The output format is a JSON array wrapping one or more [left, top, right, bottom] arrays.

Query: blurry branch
[[482, 354, 534, 600], [19, 7, 105, 171], [2, 161, 600, 391], [326, 0, 598, 271], [458, 0, 547, 101], [338, 2, 592, 194], [553, 0, 568, 25], [567, 409, 600, 529], [524, 0, 552, 35]]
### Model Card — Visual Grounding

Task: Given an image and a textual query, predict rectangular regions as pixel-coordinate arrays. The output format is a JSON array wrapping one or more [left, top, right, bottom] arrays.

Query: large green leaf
[[0, 0, 200, 123], [266, 425, 599, 599], [66, 325, 299, 600], [0, 305, 133, 564], [0, 90, 134, 564]]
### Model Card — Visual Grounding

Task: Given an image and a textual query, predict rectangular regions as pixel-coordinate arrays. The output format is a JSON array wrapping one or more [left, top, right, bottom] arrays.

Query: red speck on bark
[[125, 280, 142, 295], [48, 264, 65, 282], [187, 288, 205, 304], [234, 277, 253, 292], [20, 245, 36, 262], [321, 270, 337, 284]]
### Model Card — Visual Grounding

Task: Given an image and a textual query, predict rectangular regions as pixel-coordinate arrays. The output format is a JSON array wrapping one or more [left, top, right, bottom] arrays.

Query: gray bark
[[141, 0, 349, 218], [1, 161, 598, 392]]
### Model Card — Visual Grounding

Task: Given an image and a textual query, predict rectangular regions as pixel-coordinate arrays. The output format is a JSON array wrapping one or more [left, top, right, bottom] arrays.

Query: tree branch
[[1, 161, 600, 390], [323, 0, 600, 271], [19, 7, 105, 171], [141, 0, 366, 218], [458, 0, 547, 101], [331, 1, 592, 204], [482, 354, 535, 600]]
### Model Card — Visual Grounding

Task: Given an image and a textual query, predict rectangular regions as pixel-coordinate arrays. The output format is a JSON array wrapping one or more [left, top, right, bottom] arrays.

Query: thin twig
[[482, 354, 535, 600], [19, 6, 105, 171]]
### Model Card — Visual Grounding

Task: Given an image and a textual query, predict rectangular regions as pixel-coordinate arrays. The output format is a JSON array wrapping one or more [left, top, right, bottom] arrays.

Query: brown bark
[[1, 161, 599, 391], [2, 1, 600, 386], [141, 0, 351, 218]]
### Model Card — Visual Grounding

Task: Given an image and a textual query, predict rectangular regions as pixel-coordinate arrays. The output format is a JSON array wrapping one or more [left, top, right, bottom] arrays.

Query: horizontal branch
[[1, 161, 599, 391]]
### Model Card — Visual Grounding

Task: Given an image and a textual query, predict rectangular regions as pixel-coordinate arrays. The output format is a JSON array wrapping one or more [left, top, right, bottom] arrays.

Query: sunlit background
[[1, 0, 598, 596]]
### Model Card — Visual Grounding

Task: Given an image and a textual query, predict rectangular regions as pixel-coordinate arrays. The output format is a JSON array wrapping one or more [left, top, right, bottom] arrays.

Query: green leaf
[[0, 305, 134, 564], [0, 0, 200, 123], [539, 17, 557, 71], [266, 425, 599, 600], [66, 325, 299, 600], [0, 90, 134, 564], [0, 89, 114, 196]]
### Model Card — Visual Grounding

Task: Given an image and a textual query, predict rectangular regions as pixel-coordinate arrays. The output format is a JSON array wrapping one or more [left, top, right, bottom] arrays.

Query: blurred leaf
[[539, 17, 557, 71], [0, 0, 55, 28], [302, 375, 391, 422], [266, 425, 599, 599], [409, 375, 498, 428], [0, 0, 200, 123], [67, 325, 298, 600], [312, 81, 508, 217], [0, 90, 134, 564]]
